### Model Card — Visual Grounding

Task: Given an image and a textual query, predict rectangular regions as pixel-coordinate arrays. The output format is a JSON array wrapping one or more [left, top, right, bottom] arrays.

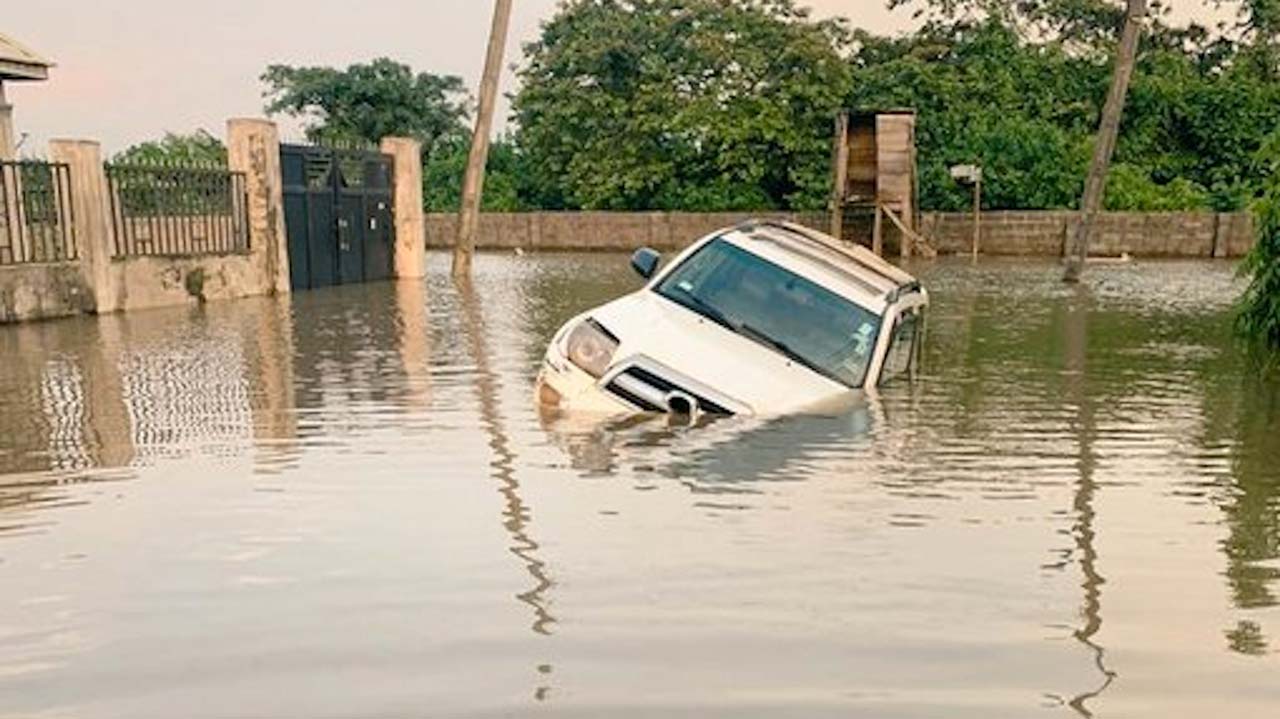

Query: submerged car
[[536, 220, 928, 417]]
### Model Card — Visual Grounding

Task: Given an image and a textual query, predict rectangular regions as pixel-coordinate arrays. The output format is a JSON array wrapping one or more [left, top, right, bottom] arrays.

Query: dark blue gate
[[280, 144, 395, 291]]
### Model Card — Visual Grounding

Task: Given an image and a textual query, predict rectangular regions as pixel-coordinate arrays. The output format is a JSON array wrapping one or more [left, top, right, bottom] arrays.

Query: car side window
[[880, 310, 920, 384]]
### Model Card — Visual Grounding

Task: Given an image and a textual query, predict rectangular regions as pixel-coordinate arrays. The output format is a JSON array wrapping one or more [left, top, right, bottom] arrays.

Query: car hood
[[590, 290, 858, 415]]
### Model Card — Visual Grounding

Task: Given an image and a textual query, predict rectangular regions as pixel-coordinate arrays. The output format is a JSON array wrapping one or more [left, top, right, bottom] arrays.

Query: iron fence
[[0, 160, 78, 265], [106, 163, 249, 258]]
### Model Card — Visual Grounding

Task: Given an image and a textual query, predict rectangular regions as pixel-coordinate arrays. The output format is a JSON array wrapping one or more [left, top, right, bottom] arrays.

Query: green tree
[[512, 0, 852, 211], [847, 20, 1101, 210], [844, 8, 1280, 212], [1104, 163, 1210, 210], [1231, 0, 1280, 77], [887, 0, 1148, 47], [423, 134, 526, 212], [112, 130, 227, 166], [261, 58, 469, 150], [1238, 132, 1280, 355]]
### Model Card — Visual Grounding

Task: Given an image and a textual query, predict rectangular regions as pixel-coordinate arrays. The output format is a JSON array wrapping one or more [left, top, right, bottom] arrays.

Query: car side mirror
[[630, 247, 661, 280]]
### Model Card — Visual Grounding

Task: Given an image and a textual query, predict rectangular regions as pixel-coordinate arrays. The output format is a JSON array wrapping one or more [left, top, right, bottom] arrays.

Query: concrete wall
[[0, 262, 94, 322], [920, 210, 1255, 258], [426, 210, 1256, 258], [426, 211, 830, 251], [108, 252, 269, 312], [0, 139, 109, 323], [1, 123, 427, 324], [106, 215, 253, 310], [103, 119, 286, 313], [0, 123, 290, 324]]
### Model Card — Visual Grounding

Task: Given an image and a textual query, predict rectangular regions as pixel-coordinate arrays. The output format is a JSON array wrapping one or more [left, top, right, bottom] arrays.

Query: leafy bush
[[1105, 164, 1211, 211], [112, 131, 227, 167], [1237, 134, 1280, 356], [110, 132, 236, 217], [423, 135, 526, 212]]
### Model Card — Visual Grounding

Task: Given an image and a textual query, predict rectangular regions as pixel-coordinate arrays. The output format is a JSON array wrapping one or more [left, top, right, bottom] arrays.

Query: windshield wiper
[[659, 289, 853, 388], [736, 323, 851, 388], [663, 288, 737, 332]]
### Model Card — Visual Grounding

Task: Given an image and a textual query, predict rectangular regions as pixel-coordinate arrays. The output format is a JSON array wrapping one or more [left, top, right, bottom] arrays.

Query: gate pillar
[[379, 136, 425, 279], [228, 119, 290, 295], [50, 139, 118, 314]]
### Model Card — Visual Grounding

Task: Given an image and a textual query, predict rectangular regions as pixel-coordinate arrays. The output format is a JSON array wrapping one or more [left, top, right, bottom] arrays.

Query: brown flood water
[[0, 252, 1278, 718]]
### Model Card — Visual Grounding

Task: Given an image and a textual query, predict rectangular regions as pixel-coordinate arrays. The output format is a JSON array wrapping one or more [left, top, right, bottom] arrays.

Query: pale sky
[[3, 1, 1231, 153]]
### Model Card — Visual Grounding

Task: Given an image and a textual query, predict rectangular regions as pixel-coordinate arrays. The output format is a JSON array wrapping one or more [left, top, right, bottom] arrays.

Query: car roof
[[722, 220, 922, 307]]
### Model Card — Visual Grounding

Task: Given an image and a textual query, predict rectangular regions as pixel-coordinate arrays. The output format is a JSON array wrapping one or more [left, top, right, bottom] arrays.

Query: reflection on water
[[1056, 288, 1114, 718], [457, 275, 557, 702], [0, 253, 1277, 718], [457, 276, 556, 636]]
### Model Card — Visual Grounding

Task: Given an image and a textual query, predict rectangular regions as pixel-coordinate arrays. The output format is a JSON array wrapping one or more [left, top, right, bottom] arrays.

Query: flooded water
[[1, 252, 1278, 718]]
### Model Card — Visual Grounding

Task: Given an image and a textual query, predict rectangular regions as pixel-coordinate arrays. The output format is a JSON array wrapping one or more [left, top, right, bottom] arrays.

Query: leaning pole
[[1063, 0, 1147, 284], [453, 0, 514, 278]]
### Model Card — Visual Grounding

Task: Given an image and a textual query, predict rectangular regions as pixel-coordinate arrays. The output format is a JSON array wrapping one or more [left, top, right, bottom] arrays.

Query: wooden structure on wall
[[829, 109, 930, 257]]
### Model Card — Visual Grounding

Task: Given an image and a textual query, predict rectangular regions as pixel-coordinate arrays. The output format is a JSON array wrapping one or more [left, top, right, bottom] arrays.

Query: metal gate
[[280, 144, 395, 291]]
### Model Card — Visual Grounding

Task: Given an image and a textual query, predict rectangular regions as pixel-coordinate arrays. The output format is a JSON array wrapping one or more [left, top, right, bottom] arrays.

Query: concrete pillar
[[379, 136, 426, 279], [49, 139, 118, 314], [227, 119, 290, 294], [0, 82, 14, 160]]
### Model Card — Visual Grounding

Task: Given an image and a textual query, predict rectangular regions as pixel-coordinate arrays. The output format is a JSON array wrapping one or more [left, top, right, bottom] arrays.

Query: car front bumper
[[535, 350, 633, 414]]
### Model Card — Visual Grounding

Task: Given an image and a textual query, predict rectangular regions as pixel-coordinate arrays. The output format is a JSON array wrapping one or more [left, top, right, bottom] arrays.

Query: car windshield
[[654, 237, 883, 388]]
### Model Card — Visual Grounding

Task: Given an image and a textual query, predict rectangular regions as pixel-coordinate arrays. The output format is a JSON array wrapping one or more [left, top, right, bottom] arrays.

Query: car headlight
[[565, 319, 619, 379]]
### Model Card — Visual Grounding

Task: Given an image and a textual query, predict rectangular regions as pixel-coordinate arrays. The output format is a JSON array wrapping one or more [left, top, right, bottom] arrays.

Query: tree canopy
[[500, 0, 1280, 213], [423, 134, 526, 212], [1238, 131, 1280, 354], [846, 12, 1280, 211], [236, 2, 1280, 215], [112, 130, 227, 166], [512, 0, 852, 211], [261, 58, 469, 151]]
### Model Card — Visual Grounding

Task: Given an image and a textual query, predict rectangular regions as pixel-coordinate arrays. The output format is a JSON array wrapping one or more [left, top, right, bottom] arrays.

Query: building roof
[[0, 32, 53, 81]]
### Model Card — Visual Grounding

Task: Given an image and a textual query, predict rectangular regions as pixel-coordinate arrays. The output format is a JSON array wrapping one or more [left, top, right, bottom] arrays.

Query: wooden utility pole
[[829, 112, 850, 241], [1063, 0, 1147, 283], [452, 0, 514, 278]]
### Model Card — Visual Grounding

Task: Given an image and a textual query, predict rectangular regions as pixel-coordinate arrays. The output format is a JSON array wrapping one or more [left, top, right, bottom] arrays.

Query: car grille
[[605, 365, 734, 415]]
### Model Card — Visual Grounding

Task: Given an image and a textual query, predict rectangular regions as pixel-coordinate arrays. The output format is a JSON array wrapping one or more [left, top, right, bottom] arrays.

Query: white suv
[[536, 220, 929, 417]]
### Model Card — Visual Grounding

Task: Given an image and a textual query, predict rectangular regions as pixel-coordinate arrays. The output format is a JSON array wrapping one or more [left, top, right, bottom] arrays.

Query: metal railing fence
[[0, 160, 78, 265], [105, 163, 249, 258]]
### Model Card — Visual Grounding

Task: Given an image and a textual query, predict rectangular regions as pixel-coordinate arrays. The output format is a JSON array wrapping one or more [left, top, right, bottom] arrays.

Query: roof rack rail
[[736, 219, 920, 296]]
